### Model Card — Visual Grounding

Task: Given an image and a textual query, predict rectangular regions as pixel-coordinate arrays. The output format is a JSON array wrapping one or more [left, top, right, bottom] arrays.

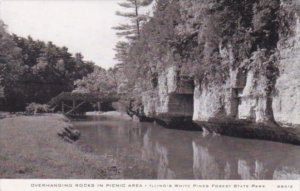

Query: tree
[[6, 34, 95, 110], [0, 20, 24, 107], [113, 41, 130, 66], [119, 0, 181, 88], [112, 0, 153, 69], [73, 67, 117, 96], [113, 0, 153, 40]]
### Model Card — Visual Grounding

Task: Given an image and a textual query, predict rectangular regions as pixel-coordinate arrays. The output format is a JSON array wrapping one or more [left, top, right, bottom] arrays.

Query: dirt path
[[0, 114, 122, 179]]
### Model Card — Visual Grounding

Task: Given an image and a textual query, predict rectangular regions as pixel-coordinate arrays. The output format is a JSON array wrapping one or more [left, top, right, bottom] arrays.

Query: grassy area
[[0, 114, 122, 179]]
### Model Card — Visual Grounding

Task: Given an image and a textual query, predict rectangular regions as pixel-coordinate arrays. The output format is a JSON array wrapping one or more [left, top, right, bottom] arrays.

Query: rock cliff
[[139, 0, 300, 145], [273, 14, 300, 127]]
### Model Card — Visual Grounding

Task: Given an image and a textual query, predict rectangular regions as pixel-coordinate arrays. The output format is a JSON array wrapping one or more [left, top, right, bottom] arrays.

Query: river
[[72, 116, 300, 180]]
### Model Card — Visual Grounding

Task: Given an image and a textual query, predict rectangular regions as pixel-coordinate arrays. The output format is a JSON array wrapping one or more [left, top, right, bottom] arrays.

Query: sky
[[0, 0, 128, 69]]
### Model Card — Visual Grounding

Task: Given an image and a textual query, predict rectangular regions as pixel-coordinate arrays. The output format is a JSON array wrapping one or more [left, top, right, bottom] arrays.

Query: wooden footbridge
[[49, 92, 119, 115]]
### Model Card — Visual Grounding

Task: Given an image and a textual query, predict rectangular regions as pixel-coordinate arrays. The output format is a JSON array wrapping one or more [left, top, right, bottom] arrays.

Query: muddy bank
[[0, 114, 122, 178]]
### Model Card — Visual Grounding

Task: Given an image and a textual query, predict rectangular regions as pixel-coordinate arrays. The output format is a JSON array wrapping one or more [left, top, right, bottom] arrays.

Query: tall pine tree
[[113, 0, 153, 66], [113, 0, 153, 40]]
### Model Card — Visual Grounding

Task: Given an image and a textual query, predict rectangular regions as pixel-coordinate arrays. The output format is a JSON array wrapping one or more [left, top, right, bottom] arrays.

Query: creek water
[[72, 116, 300, 180]]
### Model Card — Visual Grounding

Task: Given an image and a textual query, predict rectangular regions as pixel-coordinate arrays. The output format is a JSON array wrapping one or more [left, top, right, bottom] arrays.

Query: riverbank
[[0, 114, 122, 178], [85, 111, 132, 121]]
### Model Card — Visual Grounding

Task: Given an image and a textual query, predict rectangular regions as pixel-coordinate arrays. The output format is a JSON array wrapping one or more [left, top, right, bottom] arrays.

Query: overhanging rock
[[156, 66, 194, 118]]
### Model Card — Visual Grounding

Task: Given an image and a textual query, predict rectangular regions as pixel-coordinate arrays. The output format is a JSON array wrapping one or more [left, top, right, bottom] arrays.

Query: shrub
[[25, 103, 51, 114]]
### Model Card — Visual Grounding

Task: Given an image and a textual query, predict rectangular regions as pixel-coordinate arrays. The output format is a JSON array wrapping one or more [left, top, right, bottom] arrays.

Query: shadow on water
[[72, 117, 300, 179]]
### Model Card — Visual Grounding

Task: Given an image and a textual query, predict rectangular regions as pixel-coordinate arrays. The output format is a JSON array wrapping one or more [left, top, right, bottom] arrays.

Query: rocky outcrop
[[273, 17, 300, 127], [156, 66, 194, 118], [238, 72, 269, 122], [139, 0, 300, 145], [193, 82, 226, 122], [193, 48, 277, 123], [142, 66, 196, 127], [142, 91, 157, 117], [141, 57, 300, 144], [193, 67, 246, 122]]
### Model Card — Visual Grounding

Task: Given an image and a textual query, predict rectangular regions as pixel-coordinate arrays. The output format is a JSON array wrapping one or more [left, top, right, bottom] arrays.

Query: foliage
[[0, 21, 24, 110], [245, 49, 279, 96], [113, 0, 154, 84], [13, 36, 94, 84], [116, 0, 181, 97], [278, 0, 300, 46], [113, 0, 153, 40], [8, 35, 95, 111], [252, 0, 280, 50], [0, 20, 95, 111], [73, 67, 118, 96], [49, 92, 118, 106], [113, 41, 130, 66], [25, 103, 51, 114], [116, 0, 282, 93]]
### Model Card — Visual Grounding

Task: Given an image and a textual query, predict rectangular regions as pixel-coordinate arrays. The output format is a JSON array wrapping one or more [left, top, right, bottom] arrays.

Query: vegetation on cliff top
[[114, 0, 288, 109]]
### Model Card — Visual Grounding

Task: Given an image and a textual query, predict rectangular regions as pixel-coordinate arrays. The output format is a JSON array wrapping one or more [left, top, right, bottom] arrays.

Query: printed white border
[[1, 180, 300, 191]]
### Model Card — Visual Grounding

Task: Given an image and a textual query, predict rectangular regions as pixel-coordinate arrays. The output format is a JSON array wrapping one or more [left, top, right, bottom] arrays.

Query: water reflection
[[73, 118, 300, 179]]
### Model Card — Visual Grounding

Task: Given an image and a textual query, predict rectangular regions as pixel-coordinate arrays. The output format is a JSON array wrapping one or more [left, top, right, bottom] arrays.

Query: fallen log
[[57, 125, 81, 143]]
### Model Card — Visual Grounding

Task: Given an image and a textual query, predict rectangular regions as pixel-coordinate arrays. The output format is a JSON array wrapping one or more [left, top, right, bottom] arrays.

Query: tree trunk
[[135, 0, 140, 39]]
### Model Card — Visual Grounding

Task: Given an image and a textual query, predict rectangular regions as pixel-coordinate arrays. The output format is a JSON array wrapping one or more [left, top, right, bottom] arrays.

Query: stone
[[193, 68, 246, 122], [140, 1, 300, 145], [273, 16, 300, 127], [142, 91, 157, 117], [193, 83, 226, 122], [166, 66, 194, 95], [273, 165, 300, 180], [237, 69, 272, 123], [156, 68, 193, 118]]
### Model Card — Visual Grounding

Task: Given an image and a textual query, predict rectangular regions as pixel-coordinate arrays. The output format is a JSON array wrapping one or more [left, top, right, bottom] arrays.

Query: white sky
[[0, 0, 128, 69]]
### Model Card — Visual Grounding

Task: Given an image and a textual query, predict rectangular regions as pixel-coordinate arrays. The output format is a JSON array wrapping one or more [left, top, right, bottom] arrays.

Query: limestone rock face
[[238, 70, 273, 123], [142, 91, 157, 117], [273, 18, 300, 127], [142, 66, 194, 118], [192, 43, 246, 122], [273, 167, 300, 180], [193, 66, 276, 124], [193, 83, 226, 121], [193, 68, 244, 122], [166, 66, 194, 95], [157, 69, 193, 117], [142, 1, 300, 132]]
